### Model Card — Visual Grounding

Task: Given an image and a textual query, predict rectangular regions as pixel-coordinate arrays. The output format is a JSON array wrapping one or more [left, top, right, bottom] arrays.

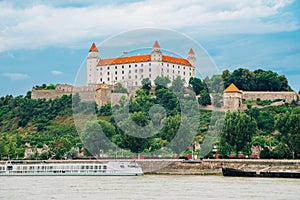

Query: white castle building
[[86, 41, 196, 87]]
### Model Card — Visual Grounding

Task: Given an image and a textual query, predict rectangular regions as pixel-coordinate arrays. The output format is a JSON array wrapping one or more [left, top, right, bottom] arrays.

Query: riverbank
[[2, 159, 300, 175]]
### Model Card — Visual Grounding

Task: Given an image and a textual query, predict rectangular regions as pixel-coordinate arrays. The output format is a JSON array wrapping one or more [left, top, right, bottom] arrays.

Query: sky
[[0, 0, 299, 96]]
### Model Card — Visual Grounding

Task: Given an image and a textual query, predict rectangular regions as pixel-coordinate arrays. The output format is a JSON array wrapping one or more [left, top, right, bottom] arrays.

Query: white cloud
[[1, 73, 30, 80], [51, 70, 63, 75], [0, 0, 298, 52]]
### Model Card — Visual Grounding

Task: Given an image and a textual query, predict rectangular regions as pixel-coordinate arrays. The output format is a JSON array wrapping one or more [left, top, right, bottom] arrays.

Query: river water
[[0, 175, 299, 200]]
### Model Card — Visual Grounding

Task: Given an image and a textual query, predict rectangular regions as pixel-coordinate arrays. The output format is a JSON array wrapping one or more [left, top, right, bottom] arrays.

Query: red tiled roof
[[98, 55, 151, 66], [188, 48, 195, 55], [98, 54, 191, 66], [89, 43, 98, 52], [153, 41, 160, 48], [162, 55, 191, 66]]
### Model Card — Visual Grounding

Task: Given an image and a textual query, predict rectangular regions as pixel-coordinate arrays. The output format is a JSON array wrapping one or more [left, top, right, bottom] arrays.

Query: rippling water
[[1, 175, 299, 200]]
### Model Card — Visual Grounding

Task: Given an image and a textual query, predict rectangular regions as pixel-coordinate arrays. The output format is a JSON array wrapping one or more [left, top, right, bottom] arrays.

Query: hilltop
[[0, 68, 300, 160]]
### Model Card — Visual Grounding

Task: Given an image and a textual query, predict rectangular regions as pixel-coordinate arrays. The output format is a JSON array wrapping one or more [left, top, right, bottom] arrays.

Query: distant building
[[223, 83, 298, 110], [86, 41, 196, 87]]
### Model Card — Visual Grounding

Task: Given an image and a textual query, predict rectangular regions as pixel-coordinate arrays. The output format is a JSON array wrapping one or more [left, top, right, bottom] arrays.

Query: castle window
[[183, 67, 185, 70], [100, 68, 102, 70], [115, 71, 117, 75], [115, 77, 117, 80], [149, 63, 151, 66], [96, 69, 98, 71], [122, 65, 124, 69], [129, 70, 131, 73], [135, 81, 138, 86], [149, 68, 151, 72], [189, 72, 191, 76], [122, 71, 124, 74], [100, 72, 102, 76], [135, 75, 137, 79], [135, 64, 137, 67], [115, 66, 117, 69], [149, 74, 151, 78], [183, 72, 186, 75], [161, 63, 163, 66], [178, 71, 180, 74], [178, 66, 180, 69], [167, 69, 169, 73], [129, 65, 131, 68], [100, 78, 102, 82], [135, 69, 137, 73], [129, 75, 131, 79], [108, 77, 110, 81], [173, 65, 174, 68], [167, 63, 169, 67], [107, 72, 110, 75], [108, 67, 110, 70], [173, 70, 174, 73], [141, 64, 143, 67], [122, 76, 124, 80], [189, 68, 191, 70]]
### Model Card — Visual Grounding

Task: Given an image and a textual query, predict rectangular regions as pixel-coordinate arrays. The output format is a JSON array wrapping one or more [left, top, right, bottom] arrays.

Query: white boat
[[0, 161, 143, 176]]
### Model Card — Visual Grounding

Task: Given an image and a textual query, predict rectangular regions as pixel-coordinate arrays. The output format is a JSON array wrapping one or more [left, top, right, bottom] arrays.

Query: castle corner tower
[[87, 43, 100, 85]]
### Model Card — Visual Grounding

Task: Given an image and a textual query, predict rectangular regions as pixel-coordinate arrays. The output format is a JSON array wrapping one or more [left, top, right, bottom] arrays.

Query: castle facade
[[86, 41, 196, 87]]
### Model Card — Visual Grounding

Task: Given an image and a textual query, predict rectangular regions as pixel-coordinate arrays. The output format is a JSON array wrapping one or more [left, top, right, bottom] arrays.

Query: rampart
[[242, 91, 298, 103]]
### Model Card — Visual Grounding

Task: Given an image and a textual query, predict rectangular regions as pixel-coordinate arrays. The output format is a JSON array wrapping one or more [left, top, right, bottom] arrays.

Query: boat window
[[99, 166, 102, 169], [95, 166, 98, 169], [103, 165, 107, 169], [120, 165, 124, 168], [7, 166, 13, 170]]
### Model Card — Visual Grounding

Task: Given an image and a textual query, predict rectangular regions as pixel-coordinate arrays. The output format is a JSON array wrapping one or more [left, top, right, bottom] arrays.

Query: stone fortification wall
[[242, 91, 298, 103], [31, 84, 96, 102], [31, 89, 72, 100]]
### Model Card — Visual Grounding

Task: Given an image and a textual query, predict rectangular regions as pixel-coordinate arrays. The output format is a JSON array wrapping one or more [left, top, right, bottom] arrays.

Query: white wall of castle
[[90, 61, 195, 87]]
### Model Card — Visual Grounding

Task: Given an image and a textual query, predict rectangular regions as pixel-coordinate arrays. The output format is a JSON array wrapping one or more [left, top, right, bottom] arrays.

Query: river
[[0, 175, 299, 200]]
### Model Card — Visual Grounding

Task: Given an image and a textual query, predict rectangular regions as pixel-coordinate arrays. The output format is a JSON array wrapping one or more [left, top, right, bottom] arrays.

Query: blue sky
[[0, 0, 299, 96]]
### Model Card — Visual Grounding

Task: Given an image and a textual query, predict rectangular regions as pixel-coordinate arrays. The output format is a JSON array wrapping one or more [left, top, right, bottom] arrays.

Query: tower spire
[[89, 43, 98, 52]]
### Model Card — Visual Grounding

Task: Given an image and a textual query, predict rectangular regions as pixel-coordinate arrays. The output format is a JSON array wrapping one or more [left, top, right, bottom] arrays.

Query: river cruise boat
[[0, 161, 143, 176], [222, 167, 300, 178]]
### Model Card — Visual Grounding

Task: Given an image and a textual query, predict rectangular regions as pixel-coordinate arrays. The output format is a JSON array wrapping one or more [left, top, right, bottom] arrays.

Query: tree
[[228, 68, 255, 91], [198, 91, 211, 106], [275, 112, 300, 159], [141, 78, 152, 95], [189, 77, 204, 95], [170, 76, 185, 93], [154, 76, 170, 91], [81, 120, 115, 157], [254, 70, 282, 91], [221, 70, 231, 89], [113, 83, 128, 93], [220, 111, 257, 157]]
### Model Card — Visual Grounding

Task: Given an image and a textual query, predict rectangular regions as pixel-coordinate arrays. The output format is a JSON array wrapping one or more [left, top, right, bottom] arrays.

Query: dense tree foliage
[[220, 111, 257, 157], [222, 68, 292, 91]]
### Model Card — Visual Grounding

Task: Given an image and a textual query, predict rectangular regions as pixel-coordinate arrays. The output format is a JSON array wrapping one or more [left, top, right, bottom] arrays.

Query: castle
[[31, 42, 298, 110], [86, 41, 196, 87]]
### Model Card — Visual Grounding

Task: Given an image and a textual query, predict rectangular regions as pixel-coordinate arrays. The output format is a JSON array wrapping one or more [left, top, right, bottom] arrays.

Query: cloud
[[1, 73, 30, 80], [0, 0, 298, 52], [51, 70, 63, 75]]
